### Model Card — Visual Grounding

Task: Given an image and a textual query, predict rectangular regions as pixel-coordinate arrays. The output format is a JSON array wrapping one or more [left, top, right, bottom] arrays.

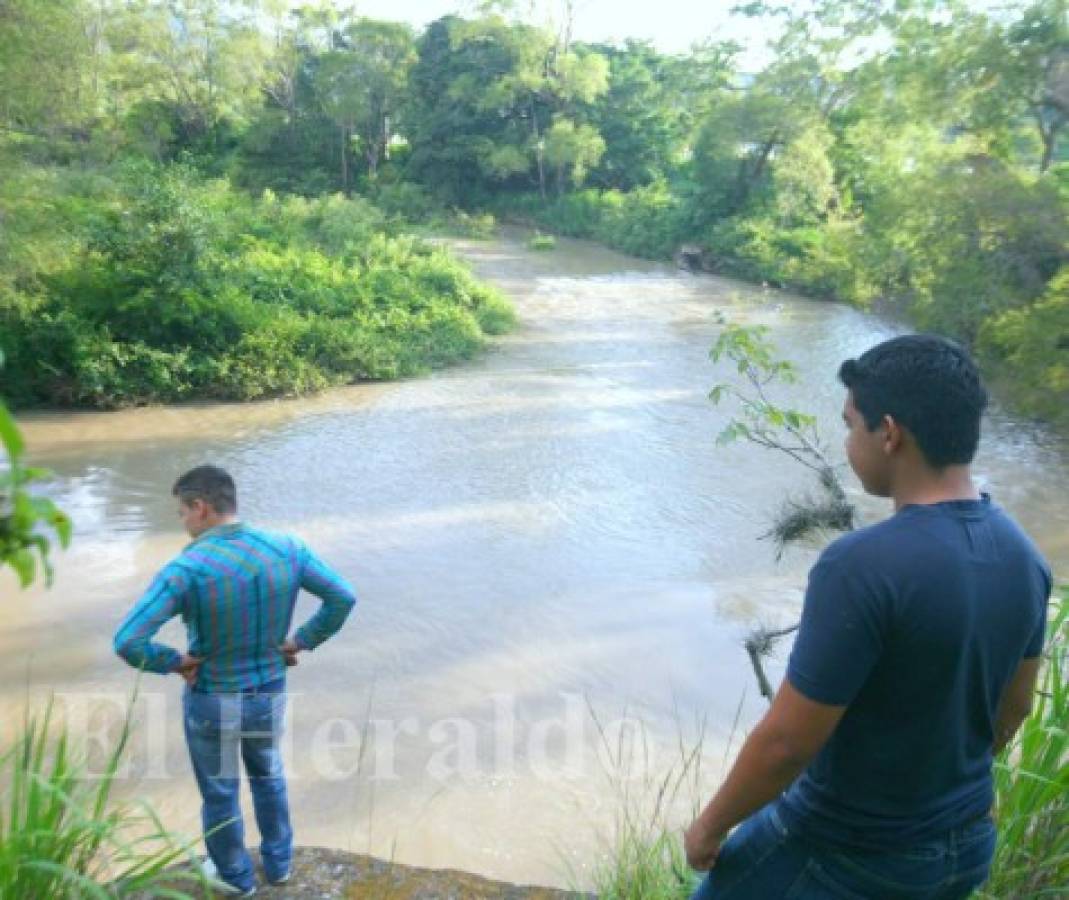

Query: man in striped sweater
[[114, 465, 356, 896]]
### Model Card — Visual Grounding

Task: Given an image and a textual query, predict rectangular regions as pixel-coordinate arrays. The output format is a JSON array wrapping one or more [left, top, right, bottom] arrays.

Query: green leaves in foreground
[[0, 394, 71, 588], [0, 698, 206, 899], [981, 591, 1069, 899]]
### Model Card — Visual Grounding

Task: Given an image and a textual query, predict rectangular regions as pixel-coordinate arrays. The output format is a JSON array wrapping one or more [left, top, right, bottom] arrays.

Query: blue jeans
[[183, 680, 293, 891], [691, 802, 996, 899]]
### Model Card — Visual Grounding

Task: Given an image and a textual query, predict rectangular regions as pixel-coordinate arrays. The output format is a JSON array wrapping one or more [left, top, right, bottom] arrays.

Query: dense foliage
[[0, 158, 512, 408], [0, 0, 1066, 419]]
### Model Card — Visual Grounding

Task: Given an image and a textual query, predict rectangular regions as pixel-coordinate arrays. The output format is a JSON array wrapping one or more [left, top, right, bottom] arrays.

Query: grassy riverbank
[[0, 158, 513, 410]]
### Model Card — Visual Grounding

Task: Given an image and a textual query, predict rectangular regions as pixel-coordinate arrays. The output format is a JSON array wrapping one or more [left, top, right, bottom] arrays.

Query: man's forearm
[[993, 711, 1027, 755], [114, 571, 184, 675], [296, 553, 357, 650], [694, 721, 811, 838], [114, 637, 181, 674], [294, 589, 356, 650]]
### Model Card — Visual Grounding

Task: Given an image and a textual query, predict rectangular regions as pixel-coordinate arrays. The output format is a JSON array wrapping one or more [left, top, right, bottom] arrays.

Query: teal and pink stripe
[[114, 523, 356, 692]]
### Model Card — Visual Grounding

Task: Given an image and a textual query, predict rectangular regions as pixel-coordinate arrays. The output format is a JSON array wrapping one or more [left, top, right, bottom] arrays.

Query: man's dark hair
[[838, 334, 988, 468], [172, 465, 237, 514]]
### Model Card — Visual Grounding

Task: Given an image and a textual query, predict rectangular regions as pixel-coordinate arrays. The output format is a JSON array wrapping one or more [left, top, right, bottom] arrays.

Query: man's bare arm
[[993, 657, 1040, 754], [684, 680, 846, 870]]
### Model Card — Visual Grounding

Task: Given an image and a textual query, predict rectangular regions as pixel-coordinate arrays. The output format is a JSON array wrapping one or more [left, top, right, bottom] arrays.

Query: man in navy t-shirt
[[685, 335, 1051, 898]]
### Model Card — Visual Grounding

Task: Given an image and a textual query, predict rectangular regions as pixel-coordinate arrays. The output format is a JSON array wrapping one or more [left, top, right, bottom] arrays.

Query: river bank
[[144, 847, 590, 899]]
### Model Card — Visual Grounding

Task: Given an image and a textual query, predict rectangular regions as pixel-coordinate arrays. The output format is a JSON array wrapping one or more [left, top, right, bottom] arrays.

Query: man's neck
[[196, 514, 240, 536], [891, 466, 979, 512]]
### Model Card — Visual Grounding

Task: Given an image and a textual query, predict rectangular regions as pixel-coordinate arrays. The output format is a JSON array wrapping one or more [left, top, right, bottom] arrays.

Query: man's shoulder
[[811, 515, 938, 594], [817, 500, 1050, 586], [984, 505, 1050, 568], [817, 516, 905, 568], [175, 525, 305, 570], [235, 524, 304, 554]]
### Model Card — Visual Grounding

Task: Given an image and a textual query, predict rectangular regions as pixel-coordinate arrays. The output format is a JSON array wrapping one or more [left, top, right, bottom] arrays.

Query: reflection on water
[[3, 232, 1067, 887]]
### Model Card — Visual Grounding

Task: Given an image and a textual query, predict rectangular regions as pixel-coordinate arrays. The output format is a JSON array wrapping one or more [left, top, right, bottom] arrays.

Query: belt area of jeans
[[193, 678, 285, 695]]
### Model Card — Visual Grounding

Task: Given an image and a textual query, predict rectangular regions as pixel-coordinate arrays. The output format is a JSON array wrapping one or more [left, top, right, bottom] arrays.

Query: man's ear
[[881, 414, 904, 454]]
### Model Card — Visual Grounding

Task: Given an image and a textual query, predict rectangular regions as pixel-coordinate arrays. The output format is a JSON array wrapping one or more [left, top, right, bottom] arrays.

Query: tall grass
[[981, 590, 1069, 899], [0, 698, 205, 899], [580, 698, 746, 900]]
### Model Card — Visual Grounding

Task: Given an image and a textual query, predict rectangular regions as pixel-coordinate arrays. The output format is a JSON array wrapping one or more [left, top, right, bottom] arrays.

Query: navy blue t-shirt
[[780, 495, 1051, 850]]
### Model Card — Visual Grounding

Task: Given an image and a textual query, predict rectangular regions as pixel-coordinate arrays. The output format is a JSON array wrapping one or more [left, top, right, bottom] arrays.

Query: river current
[[3, 233, 1066, 887]]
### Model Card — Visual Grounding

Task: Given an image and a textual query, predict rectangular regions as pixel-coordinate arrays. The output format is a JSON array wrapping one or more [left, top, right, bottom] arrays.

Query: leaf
[[10, 548, 36, 588], [0, 402, 24, 461], [52, 511, 73, 548]]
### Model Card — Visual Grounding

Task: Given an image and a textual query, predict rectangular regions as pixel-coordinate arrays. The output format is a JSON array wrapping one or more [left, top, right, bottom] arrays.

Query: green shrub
[[369, 181, 440, 222], [0, 162, 514, 409], [302, 192, 387, 256], [528, 232, 557, 250], [471, 284, 516, 335], [491, 184, 686, 260], [448, 209, 497, 239]]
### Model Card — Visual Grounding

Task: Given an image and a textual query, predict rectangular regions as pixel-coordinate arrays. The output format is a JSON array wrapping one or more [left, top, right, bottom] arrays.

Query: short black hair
[[172, 465, 237, 514], [838, 334, 988, 468]]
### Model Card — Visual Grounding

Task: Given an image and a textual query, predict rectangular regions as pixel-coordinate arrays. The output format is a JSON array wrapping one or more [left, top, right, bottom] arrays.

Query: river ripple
[[2, 232, 1066, 888]]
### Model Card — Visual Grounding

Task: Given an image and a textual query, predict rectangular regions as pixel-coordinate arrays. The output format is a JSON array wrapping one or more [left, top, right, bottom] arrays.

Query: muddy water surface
[[3, 233, 1067, 888]]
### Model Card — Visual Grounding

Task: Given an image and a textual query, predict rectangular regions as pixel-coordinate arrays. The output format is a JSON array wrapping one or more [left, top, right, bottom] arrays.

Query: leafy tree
[[406, 13, 607, 200], [692, 84, 806, 219], [234, 3, 340, 192], [313, 17, 416, 189], [0, 0, 94, 134], [981, 0, 1068, 172], [585, 41, 688, 190], [981, 266, 1069, 421], [772, 124, 838, 227], [542, 118, 605, 192], [105, 0, 270, 153], [405, 15, 525, 200]]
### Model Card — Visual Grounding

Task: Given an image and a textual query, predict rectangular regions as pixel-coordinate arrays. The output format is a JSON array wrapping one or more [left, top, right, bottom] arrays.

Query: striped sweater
[[114, 523, 356, 692]]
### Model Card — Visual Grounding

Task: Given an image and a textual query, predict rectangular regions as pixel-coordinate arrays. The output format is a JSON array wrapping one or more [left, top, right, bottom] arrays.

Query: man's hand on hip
[[176, 654, 203, 687], [280, 639, 302, 667]]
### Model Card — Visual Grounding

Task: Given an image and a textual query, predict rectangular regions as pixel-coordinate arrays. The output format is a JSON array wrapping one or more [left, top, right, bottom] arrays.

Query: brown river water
[[2, 233, 1067, 889]]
